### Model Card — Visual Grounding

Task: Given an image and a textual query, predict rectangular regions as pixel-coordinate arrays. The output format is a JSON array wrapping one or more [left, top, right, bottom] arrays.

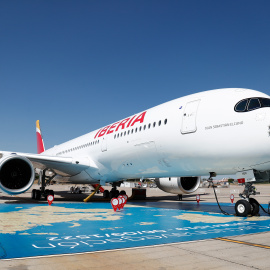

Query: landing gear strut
[[32, 169, 55, 200], [235, 182, 260, 217]]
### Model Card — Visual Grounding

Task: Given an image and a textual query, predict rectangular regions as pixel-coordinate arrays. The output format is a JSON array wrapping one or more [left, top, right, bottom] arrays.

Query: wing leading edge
[[0, 151, 98, 177]]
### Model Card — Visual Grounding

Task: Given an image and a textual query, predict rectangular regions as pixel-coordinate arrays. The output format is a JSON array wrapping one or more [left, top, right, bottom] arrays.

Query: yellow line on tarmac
[[215, 237, 270, 249]]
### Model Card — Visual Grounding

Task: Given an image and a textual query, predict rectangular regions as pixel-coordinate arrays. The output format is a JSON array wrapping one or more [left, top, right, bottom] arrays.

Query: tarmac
[[1, 183, 270, 270]]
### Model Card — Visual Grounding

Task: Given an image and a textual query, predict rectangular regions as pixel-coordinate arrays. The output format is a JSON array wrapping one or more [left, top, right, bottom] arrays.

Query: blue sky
[[1, 0, 270, 153]]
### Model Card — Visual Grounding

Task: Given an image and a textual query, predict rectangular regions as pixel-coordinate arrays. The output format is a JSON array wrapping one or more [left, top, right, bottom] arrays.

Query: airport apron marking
[[215, 237, 270, 249], [1, 202, 270, 259]]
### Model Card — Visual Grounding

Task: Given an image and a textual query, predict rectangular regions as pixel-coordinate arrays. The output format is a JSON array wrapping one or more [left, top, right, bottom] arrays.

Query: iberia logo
[[94, 111, 147, 138]]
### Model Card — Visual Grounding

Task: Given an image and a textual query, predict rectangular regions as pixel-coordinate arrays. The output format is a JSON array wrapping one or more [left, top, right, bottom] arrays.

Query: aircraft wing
[[0, 151, 96, 177]]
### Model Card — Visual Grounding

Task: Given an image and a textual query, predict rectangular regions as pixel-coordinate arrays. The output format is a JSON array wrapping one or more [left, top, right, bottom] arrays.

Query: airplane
[[0, 87, 269, 217]]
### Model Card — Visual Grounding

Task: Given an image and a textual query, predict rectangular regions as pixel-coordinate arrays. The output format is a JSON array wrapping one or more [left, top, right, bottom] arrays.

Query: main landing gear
[[177, 194, 183, 201], [235, 182, 260, 217], [102, 182, 126, 199], [32, 169, 55, 200]]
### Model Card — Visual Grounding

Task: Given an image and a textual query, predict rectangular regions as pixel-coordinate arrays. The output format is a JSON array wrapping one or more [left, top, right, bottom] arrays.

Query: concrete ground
[[1, 183, 270, 270]]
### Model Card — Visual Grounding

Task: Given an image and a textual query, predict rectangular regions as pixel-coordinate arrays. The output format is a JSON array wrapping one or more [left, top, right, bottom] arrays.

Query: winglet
[[36, 120, 45, 154]]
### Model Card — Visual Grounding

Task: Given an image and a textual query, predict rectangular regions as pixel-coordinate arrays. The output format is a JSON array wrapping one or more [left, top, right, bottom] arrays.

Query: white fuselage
[[43, 88, 270, 184]]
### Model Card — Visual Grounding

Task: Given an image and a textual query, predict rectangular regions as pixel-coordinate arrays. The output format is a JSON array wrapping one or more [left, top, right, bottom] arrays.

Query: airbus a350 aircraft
[[0, 88, 270, 217]]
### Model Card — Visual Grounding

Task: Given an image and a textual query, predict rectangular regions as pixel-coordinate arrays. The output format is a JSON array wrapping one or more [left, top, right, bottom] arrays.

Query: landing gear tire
[[103, 190, 109, 199], [235, 199, 251, 217], [119, 190, 126, 195], [109, 189, 119, 199], [45, 189, 54, 196], [36, 190, 41, 200], [249, 198, 260, 216], [115, 190, 120, 198], [32, 189, 53, 200], [32, 189, 41, 200], [32, 189, 36, 199]]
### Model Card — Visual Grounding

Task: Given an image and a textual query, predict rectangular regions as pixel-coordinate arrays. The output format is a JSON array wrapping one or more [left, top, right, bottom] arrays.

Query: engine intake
[[155, 176, 200, 194], [0, 155, 35, 195]]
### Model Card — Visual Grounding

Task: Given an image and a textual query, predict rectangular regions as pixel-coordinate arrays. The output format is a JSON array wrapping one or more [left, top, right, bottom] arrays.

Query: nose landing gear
[[208, 172, 261, 217], [235, 182, 260, 217]]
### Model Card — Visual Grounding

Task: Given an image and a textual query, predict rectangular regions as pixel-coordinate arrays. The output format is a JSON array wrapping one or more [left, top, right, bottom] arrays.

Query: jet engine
[[0, 155, 35, 195], [155, 177, 200, 194]]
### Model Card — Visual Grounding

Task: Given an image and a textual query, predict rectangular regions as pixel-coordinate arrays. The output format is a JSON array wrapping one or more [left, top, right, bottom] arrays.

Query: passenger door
[[101, 137, 107, 152], [181, 100, 200, 134]]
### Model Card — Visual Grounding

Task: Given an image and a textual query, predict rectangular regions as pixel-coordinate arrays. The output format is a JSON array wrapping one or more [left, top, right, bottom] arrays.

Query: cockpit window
[[235, 99, 248, 112], [235, 97, 270, 112], [247, 98, 261, 111], [260, 98, 270, 107]]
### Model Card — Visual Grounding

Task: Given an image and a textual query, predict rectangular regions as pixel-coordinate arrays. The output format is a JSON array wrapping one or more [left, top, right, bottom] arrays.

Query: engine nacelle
[[0, 155, 35, 195], [155, 177, 200, 195]]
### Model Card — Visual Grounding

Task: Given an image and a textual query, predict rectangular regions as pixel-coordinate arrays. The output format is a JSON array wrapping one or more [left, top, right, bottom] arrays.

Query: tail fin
[[36, 120, 45, 154]]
